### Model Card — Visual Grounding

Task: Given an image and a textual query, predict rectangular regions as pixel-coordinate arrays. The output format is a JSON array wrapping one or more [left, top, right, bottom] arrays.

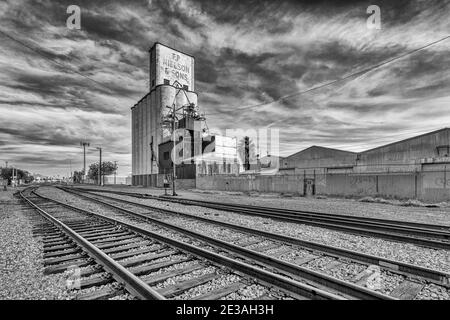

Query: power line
[[278, 125, 449, 154], [206, 35, 450, 116]]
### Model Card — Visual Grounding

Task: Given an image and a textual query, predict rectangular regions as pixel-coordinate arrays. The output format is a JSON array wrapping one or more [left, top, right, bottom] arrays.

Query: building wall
[[356, 128, 450, 172], [103, 175, 132, 185], [196, 161, 240, 175], [324, 173, 419, 199], [149, 43, 195, 91], [131, 173, 195, 189], [196, 174, 305, 194], [280, 146, 357, 172], [196, 169, 450, 202], [131, 85, 198, 180]]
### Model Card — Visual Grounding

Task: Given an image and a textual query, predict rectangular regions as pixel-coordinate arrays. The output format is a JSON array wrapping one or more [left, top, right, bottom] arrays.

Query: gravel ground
[[78, 185, 450, 226], [221, 284, 274, 300], [140, 261, 200, 281], [0, 190, 75, 300], [74, 283, 117, 298], [109, 293, 135, 300], [379, 271, 404, 295], [155, 266, 216, 289], [415, 284, 450, 300], [82, 190, 450, 274], [175, 274, 242, 300]]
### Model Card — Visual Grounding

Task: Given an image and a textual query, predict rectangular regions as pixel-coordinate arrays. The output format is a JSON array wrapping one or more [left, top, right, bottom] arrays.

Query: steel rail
[[39, 190, 405, 300], [66, 187, 450, 249], [68, 187, 449, 231], [62, 187, 450, 286], [19, 189, 166, 300], [30, 190, 346, 300], [161, 198, 450, 238]]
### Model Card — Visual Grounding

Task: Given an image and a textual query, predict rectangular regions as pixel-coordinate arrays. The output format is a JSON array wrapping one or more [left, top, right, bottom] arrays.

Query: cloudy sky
[[0, 0, 449, 176]]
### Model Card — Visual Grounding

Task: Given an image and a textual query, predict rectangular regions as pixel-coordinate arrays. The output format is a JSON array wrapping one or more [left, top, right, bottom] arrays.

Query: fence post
[[445, 165, 447, 189], [414, 171, 418, 199], [376, 175, 379, 194]]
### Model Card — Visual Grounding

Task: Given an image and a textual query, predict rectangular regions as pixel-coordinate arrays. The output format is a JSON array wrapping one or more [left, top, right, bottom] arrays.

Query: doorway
[[304, 178, 315, 196]]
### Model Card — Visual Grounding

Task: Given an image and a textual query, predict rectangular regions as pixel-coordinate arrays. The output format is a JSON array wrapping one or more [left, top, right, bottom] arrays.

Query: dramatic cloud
[[0, 0, 449, 176]]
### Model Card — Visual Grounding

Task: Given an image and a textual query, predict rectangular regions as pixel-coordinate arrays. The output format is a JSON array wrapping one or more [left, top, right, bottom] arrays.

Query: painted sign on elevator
[[151, 43, 195, 91]]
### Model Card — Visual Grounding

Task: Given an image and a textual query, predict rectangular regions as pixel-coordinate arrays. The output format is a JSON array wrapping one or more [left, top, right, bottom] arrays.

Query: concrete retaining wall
[[196, 170, 450, 202], [197, 175, 307, 194], [132, 174, 195, 189], [325, 174, 418, 199]]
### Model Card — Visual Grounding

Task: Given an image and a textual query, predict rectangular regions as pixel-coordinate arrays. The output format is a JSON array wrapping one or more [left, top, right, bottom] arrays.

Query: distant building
[[280, 128, 450, 175], [195, 128, 450, 202], [280, 146, 356, 175], [103, 175, 132, 185], [196, 134, 240, 175], [356, 128, 450, 173]]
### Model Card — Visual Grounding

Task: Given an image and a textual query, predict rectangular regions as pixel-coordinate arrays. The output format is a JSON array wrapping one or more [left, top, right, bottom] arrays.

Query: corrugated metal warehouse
[[196, 128, 450, 202]]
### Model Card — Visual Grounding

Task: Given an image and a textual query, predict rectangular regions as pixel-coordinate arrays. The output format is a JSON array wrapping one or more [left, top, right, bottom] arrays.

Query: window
[[163, 152, 169, 160], [151, 80, 155, 87], [164, 79, 170, 85]]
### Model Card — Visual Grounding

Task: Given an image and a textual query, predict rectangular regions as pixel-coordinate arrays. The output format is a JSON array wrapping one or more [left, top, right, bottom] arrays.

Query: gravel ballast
[[0, 190, 74, 300], [82, 189, 450, 274], [78, 185, 450, 226], [36, 187, 450, 299]]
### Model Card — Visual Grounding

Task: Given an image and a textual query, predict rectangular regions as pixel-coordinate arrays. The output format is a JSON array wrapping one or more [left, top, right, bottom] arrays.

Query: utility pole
[[172, 102, 177, 196], [80, 141, 90, 183], [69, 159, 72, 182], [96, 147, 102, 186], [150, 137, 154, 175], [114, 161, 118, 185], [11, 166, 16, 187]]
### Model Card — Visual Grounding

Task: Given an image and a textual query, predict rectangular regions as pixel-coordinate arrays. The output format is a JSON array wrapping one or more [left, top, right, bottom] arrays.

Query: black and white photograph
[[0, 0, 449, 310]]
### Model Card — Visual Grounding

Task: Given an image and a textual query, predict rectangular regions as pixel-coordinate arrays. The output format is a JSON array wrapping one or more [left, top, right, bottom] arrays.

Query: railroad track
[[55, 186, 450, 299], [20, 187, 357, 300], [68, 187, 450, 250]]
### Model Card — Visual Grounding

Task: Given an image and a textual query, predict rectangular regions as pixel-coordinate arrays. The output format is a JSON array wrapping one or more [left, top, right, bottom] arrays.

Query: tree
[[88, 161, 117, 181], [73, 170, 84, 183], [0, 167, 33, 184]]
